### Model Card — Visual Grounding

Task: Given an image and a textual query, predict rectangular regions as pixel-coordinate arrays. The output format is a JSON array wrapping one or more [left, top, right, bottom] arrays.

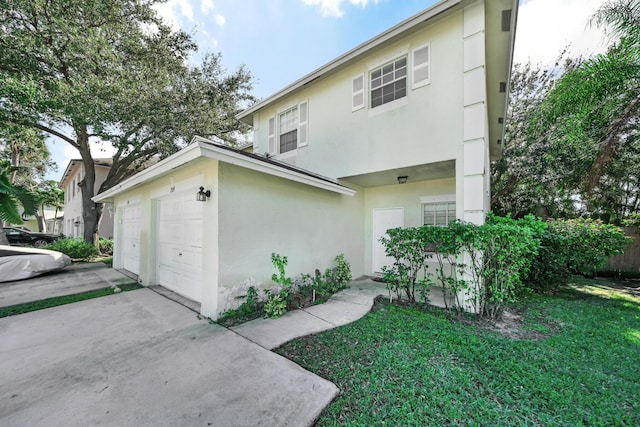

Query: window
[[412, 43, 430, 88], [279, 107, 298, 153], [423, 201, 456, 226], [370, 57, 407, 108], [275, 101, 308, 155]]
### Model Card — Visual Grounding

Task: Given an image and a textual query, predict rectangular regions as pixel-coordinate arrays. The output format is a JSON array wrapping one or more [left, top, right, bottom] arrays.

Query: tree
[[0, 123, 54, 187], [34, 180, 64, 233], [0, 160, 37, 244], [492, 0, 640, 223], [0, 0, 254, 244]]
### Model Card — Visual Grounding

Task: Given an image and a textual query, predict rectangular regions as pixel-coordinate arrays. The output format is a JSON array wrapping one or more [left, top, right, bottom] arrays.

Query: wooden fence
[[601, 227, 640, 273]]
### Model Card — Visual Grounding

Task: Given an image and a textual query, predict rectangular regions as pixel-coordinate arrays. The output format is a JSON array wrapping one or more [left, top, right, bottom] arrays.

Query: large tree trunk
[[75, 125, 102, 245]]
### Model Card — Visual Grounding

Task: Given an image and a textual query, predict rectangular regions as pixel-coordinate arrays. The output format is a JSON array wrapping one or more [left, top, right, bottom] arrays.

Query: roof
[[59, 158, 113, 188], [93, 137, 356, 203], [237, 0, 462, 124]]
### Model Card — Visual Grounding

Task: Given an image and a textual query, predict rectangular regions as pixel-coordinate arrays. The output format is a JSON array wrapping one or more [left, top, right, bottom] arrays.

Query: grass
[[276, 277, 640, 426], [0, 282, 141, 318]]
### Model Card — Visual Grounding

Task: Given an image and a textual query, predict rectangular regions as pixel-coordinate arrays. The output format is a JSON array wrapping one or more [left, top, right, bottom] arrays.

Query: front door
[[372, 207, 404, 274]]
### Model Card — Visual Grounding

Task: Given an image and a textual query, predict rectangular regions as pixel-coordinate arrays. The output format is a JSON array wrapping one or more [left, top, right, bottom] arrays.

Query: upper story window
[[268, 101, 308, 156], [279, 107, 298, 154], [370, 57, 407, 108]]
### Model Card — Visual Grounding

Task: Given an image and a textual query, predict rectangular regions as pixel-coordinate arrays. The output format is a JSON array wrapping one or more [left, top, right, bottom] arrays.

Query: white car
[[0, 245, 71, 282]]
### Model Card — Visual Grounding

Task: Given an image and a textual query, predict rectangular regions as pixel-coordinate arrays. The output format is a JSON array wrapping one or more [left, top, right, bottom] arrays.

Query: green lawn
[[276, 278, 640, 426]]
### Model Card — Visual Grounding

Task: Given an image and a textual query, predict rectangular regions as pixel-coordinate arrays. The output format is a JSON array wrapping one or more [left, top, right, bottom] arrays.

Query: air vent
[[501, 9, 512, 32], [499, 82, 507, 93], [498, 117, 504, 124]]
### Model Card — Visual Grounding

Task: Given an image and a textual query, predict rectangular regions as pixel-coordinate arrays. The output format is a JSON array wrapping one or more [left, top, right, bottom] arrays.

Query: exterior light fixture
[[74, 220, 80, 227], [397, 176, 408, 184], [197, 186, 211, 202]]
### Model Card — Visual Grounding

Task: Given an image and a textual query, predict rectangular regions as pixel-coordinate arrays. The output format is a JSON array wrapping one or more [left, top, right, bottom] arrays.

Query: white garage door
[[121, 205, 141, 275], [372, 207, 404, 274], [157, 193, 203, 302]]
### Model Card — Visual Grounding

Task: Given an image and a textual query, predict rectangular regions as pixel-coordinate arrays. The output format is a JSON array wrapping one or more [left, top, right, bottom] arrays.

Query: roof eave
[[237, 0, 462, 123]]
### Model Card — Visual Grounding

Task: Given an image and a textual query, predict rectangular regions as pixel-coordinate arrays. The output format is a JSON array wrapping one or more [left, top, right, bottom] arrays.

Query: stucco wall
[[253, 9, 464, 180], [361, 177, 456, 274], [216, 162, 364, 312]]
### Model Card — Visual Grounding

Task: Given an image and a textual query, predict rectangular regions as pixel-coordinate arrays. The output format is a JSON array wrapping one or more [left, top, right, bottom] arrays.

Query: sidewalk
[[231, 278, 389, 350]]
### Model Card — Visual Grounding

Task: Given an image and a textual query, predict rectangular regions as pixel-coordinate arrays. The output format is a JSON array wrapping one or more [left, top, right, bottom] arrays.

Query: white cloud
[[214, 13, 226, 27], [514, 0, 609, 66], [302, 0, 378, 18], [152, 0, 194, 30], [63, 140, 117, 164], [201, 0, 214, 15]]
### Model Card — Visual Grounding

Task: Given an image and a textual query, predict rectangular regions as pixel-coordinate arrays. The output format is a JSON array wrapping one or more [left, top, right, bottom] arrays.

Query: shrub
[[98, 238, 114, 255], [324, 253, 352, 294], [263, 291, 288, 318], [525, 218, 631, 291], [43, 238, 99, 261], [380, 227, 431, 303]]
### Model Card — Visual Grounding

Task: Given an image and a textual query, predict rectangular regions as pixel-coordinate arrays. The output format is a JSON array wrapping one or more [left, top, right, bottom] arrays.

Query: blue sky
[[46, 0, 610, 181]]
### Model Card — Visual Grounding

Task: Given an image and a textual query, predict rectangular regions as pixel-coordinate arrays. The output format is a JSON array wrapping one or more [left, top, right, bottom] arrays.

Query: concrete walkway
[[231, 278, 389, 350]]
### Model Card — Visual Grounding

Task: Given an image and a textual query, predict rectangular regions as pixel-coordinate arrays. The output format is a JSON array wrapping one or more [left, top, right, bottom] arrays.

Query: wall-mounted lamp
[[397, 176, 408, 185], [197, 186, 211, 202], [74, 220, 81, 227]]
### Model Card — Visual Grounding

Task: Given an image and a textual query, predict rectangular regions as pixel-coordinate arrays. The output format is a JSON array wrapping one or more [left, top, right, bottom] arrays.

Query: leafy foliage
[[0, 160, 37, 227], [526, 218, 632, 291], [380, 227, 432, 303], [492, 1, 640, 223], [98, 238, 114, 255], [0, 0, 255, 242], [43, 237, 99, 261]]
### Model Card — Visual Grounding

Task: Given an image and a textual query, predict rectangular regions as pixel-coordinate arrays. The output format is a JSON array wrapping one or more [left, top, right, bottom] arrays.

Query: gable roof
[[59, 158, 113, 188], [237, 0, 462, 125], [93, 137, 356, 203]]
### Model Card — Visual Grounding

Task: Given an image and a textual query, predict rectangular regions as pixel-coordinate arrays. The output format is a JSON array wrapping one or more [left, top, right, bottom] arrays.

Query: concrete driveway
[[0, 289, 338, 426]]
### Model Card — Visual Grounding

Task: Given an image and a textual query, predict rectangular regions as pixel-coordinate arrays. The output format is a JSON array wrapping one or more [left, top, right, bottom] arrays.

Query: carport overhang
[[93, 136, 357, 203]]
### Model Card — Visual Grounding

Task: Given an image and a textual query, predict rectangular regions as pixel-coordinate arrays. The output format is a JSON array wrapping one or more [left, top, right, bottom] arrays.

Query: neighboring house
[[18, 205, 64, 234], [94, 0, 518, 319], [60, 159, 114, 239]]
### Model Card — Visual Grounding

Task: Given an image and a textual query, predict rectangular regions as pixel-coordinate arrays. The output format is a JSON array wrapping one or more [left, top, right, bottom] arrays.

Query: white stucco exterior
[[94, 0, 518, 319], [60, 159, 114, 239]]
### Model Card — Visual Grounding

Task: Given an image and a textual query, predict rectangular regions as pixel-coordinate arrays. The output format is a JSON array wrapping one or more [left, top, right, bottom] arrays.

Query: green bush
[[324, 253, 352, 294], [98, 238, 114, 255], [380, 227, 432, 303], [43, 238, 99, 261], [263, 290, 288, 318], [525, 218, 631, 291]]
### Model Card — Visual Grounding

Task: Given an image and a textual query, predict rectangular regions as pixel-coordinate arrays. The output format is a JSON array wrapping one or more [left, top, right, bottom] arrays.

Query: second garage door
[[157, 192, 203, 302]]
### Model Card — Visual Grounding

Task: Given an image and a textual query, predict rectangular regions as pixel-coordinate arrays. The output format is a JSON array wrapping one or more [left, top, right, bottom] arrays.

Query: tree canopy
[[492, 0, 640, 224], [0, 0, 255, 242]]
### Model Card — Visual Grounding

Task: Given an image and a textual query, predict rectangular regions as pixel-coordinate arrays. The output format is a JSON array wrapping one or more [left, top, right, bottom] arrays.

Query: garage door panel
[[157, 194, 203, 302], [121, 205, 141, 275]]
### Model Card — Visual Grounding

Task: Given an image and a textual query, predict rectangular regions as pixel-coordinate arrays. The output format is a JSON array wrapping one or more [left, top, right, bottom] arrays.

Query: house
[[18, 205, 64, 234], [94, 0, 518, 319], [60, 158, 114, 239]]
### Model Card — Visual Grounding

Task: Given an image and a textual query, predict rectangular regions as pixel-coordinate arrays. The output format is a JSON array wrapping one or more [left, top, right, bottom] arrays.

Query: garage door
[[121, 205, 141, 275], [157, 193, 203, 302]]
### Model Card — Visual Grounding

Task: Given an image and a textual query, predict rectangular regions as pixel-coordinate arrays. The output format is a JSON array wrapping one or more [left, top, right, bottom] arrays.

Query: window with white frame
[[370, 56, 407, 108], [272, 100, 308, 155], [423, 201, 456, 226], [279, 107, 298, 153]]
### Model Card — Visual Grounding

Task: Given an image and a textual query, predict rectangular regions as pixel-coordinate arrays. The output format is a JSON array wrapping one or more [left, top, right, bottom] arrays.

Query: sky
[[45, 0, 611, 181]]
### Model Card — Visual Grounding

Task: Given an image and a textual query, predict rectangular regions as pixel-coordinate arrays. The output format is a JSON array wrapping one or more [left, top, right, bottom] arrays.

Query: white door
[[372, 208, 404, 273], [121, 205, 141, 275], [157, 193, 203, 302]]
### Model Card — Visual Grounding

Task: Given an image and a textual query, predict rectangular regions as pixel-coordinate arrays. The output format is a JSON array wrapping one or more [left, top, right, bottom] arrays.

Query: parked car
[[2, 226, 60, 247], [0, 245, 71, 282]]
